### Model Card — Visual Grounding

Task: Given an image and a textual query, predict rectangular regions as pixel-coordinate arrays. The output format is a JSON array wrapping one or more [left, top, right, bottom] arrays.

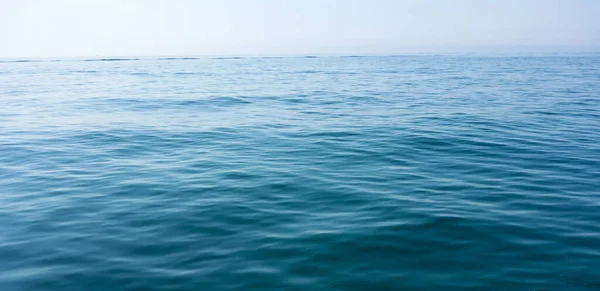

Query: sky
[[1, 0, 599, 57]]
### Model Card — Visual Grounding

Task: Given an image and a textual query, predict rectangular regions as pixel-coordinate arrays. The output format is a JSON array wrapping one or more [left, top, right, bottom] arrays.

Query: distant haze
[[1, 0, 599, 58]]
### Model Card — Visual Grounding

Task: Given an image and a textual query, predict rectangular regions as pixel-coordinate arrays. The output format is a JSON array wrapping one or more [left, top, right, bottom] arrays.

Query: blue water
[[1, 55, 599, 291]]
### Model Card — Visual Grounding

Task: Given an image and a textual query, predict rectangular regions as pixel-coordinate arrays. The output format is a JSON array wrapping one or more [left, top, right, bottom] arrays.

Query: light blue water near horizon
[[1, 55, 599, 290]]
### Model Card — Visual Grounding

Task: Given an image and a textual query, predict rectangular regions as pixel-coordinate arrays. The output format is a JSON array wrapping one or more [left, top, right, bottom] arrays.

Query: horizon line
[[2, 50, 600, 60]]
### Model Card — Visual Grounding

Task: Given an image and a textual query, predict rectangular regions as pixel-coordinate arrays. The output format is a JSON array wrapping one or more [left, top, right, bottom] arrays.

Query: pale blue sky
[[1, 0, 599, 57]]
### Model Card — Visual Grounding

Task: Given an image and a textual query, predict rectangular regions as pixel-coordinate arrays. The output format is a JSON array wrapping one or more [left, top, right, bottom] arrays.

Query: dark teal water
[[1, 55, 599, 291]]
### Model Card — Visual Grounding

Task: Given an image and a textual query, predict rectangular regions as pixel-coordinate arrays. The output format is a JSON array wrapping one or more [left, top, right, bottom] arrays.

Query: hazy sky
[[1, 0, 599, 57]]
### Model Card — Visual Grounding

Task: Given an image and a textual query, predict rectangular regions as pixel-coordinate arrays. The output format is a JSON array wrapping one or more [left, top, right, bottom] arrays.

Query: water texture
[[1, 55, 599, 291]]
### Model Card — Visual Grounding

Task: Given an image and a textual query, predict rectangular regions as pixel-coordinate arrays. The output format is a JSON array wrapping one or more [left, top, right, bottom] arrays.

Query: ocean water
[[1, 55, 599, 291]]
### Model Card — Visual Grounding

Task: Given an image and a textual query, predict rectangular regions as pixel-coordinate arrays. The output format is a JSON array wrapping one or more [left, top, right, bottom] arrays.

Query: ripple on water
[[1, 55, 600, 291]]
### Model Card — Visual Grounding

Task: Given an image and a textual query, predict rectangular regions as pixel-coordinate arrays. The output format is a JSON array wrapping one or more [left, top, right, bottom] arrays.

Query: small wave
[[71, 70, 98, 73], [157, 57, 199, 61], [174, 72, 199, 76], [88, 96, 253, 112], [376, 70, 401, 74], [214, 57, 244, 60], [83, 58, 140, 62], [209, 96, 252, 104], [0, 59, 43, 63]]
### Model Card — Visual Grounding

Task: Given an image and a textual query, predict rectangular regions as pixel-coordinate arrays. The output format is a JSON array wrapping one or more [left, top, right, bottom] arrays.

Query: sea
[[1, 54, 599, 291]]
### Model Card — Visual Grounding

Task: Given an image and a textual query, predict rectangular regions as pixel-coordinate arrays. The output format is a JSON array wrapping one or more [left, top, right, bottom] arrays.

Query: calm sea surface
[[1, 55, 599, 291]]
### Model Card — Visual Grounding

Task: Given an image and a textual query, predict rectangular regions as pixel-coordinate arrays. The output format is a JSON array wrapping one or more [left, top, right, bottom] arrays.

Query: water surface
[[1, 55, 599, 290]]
